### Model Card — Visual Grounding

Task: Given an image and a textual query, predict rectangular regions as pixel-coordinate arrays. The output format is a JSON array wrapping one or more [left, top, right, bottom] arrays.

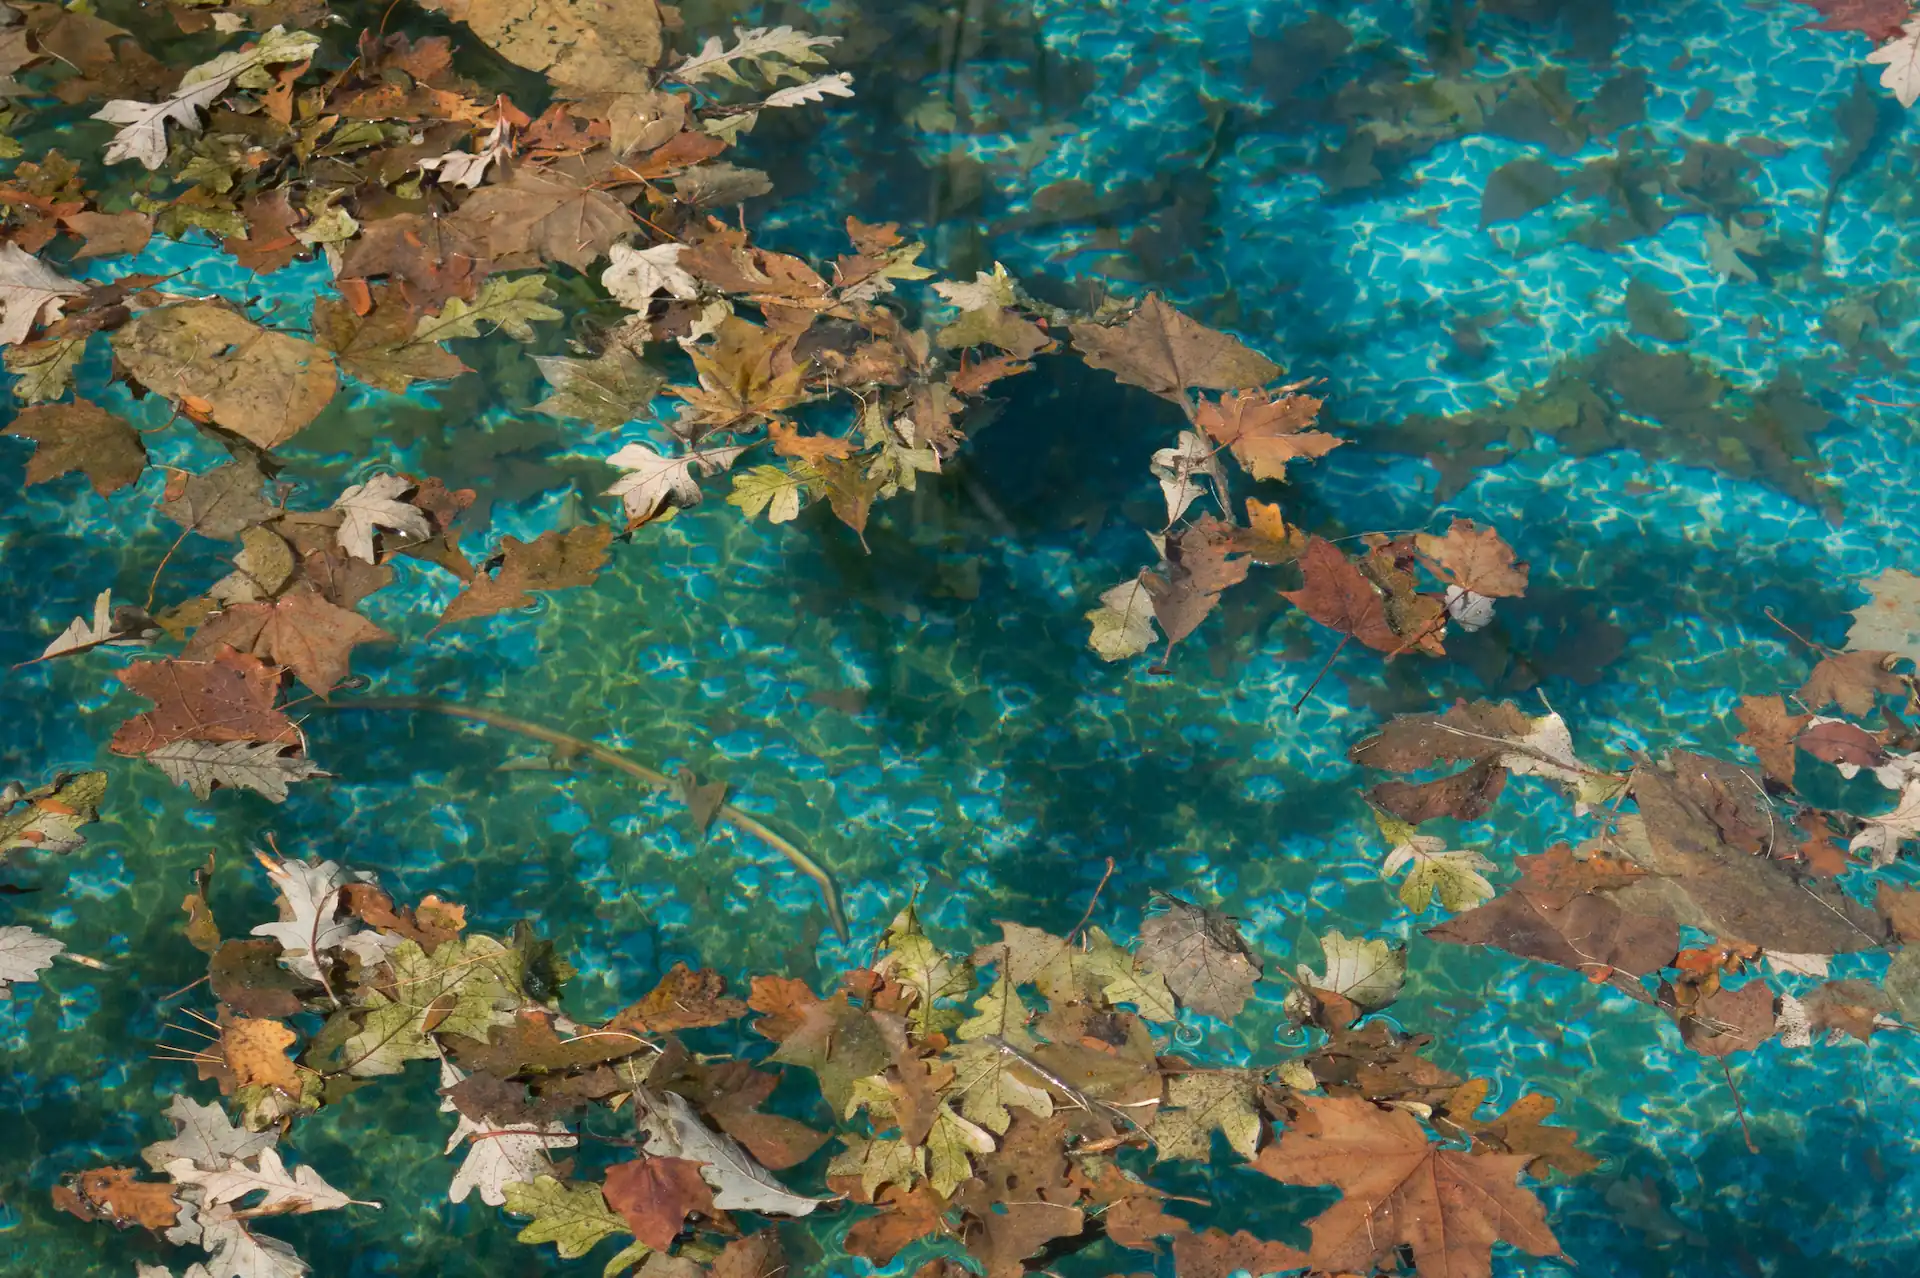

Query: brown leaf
[[1735, 694, 1809, 787], [607, 962, 749, 1033], [1169, 1227, 1307, 1278], [1196, 388, 1340, 481], [1676, 980, 1776, 1058], [948, 352, 1031, 397], [1069, 294, 1279, 401], [1801, 978, 1890, 1043], [1798, 650, 1906, 717], [63, 209, 152, 259], [220, 1015, 302, 1097], [710, 1230, 786, 1278], [4, 399, 145, 495], [748, 975, 821, 1042], [1307, 1022, 1462, 1109], [445, 166, 635, 272], [1794, 809, 1852, 878], [675, 767, 729, 836], [446, 1008, 654, 1074], [180, 585, 392, 695], [1280, 537, 1397, 652], [846, 1183, 949, 1263], [109, 650, 298, 757], [956, 1193, 1085, 1278], [1256, 1094, 1561, 1278], [767, 418, 855, 465], [55, 1166, 178, 1230], [340, 883, 465, 954], [1879, 882, 1920, 941], [818, 456, 884, 545], [1349, 698, 1537, 772], [1438, 1079, 1598, 1178], [603, 1155, 714, 1251], [1234, 497, 1307, 565], [414, 0, 663, 93], [222, 190, 303, 274], [438, 525, 613, 627], [1368, 757, 1507, 824], [1135, 892, 1263, 1020], [1426, 887, 1676, 1002], [1103, 1194, 1193, 1253], [158, 457, 276, 540], [1797, 718, 1888, 770], [210, 938, 305, 1018], [1512, 843, 1647, 909], [313, 286, 470, 392], [338, 213, 491, 314], [112, 303, 338, 450], [1414, 518, 1529, 598]]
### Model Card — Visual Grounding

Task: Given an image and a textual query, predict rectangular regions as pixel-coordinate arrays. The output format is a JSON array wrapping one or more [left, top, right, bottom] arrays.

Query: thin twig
[[1292, 631, 1352, 715], [1720, 1059, 1757, 1155], [1066, 858, 1116, 946]]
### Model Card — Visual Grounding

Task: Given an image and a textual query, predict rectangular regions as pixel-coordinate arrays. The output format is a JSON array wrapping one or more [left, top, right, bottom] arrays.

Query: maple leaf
[[1414, 518, 1529, 598], [113, 303, 338, 449], [438, 525, 613, 628], [672, 317, 812, 433], [1870, 19, 1920, 107], [312, 289, 469, 392], [332, 474, 433, 563], [1291, 928, 1406, 1016], [159, 458, 276, 541], [109, 651, 300, 758], [502, 1176, 629, 1259], [1258, 1094, 1560, 1278], [0, 925, 63, 988], [533, 349, 665, 428], [1281, 537, 1398, 652], [1149, 1069, 1261, 1162], [94, 26, 320, 168], [415, 0, 663, 93], [1437, 1080, 1598, 1178], [150, 740, 328, 803], [1070, 293, 1280, 401], [166, 1148, 374, 1214], [217, 1015, 303, 1097], [349, 936, 522, 1076], [0, 770, 107, 855], [1085, 575, 1161, 662], [606, 441, 748, 524], [602, 242, 700, 307], [603, 1155, 713, 1250], [0, 241, 84, 345], [1196, 388, 1339, 480], [728, 463, 818, 524], [445, 168, 634, 272], [412, 274, 563, 343], [636, 1088, 826, 1216], [1799, 649, 1907, 716], [64, 208, 153, 259], [4, 398, 143, 494], [1734, 694, 1810, 787], [1380, 831, 1497, 913], [1794, 0, 1914, 42], [1171, 1228, 1309, 1278], [1135, 893, 1263, 1020], [182, 586, 391, 695]]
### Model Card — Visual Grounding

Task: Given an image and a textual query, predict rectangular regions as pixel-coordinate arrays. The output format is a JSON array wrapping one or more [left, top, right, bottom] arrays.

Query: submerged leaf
[[4, 399, 144, 494], [0, 925, 63, 987], [533, 349, 665, 428], [501, 1176, 628, 1260], [438, 526, 613, 627]]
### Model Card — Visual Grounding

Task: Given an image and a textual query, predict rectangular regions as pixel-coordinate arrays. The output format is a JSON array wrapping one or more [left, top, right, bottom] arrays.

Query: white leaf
[[637, 1088, 825, 1217], [1850, 776, 1920, 866], [447, 1118, 575, 1207], [419, 118, 510, 189], [192, 1203, 310, 1278], [94, 27, 320, 170], [604, 441, 747, 523], [1295, 929, 1405, 1010], [762, 72, 855, 109], [933, 263, 1017, 313], [1765, 951, 1830, 978], [166, 1148, 373, 1214], [150, 740, 328, 803], [1496, 711, 1589, 785], [0, 925, 62, 987], [331, 474, 431, 564], [1381, 835, 1496, 913], [42, 589, 151, 659], [1148, 430, 1224, 526], [0, 242, 84, 347], [670, 26, 839, 87], [143, 1096, 276, 1173], [249, 855, 374, 982], [1776, 992, 1813, 1049], [1444, 584, 1495, 631], [1869, 20, 1920, 108], [602, 242, 701, 308]]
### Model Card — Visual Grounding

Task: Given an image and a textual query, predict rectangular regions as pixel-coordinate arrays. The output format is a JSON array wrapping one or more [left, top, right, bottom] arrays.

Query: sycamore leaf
[[1281, 537, 1397, 652], [1150, 1069, 1260, 1162], [602, 242, 700, 308], [1086, 576, 1160, 662], [728, 463, 817, 524], [1296, 929, 1406, 1012], [826, 1136, 924, 1200], [943, 1037, 1055, 1134], [165, 1148, 374, 1214], [0, 925, 62, 988], [1196, 389, 1339, 481], [438, 525, 613, 627], [606, 441, 748, 523], [332, 474, 432, 564], [413, 275, 562, 344], [5, 399, 144, 494], [503, 1177, 628, 1260], [250, 855, 373, 982], [150, 740, 328, 803], [1869, 20, 1920, 108], [669, 26, 839, 87], [112, 302, 338, 449], [1135, 893, 1264, 1020], [1381, 834, 1496, 913], [0, 770, 107, 855], [0, 242, 84, 346], [95, 27, 321, 169], [925, 1105, 994, 1197], [763, 72, 855, 108], [636, 1089, 826, 1217], [41, 589, 152, 659], [1256, 1094, 1560, 1277], [1070, 294, 1280, 402], [534, 349, 666, 428], [143, 1096, 276, 1174], [181, 585, 393, 694]]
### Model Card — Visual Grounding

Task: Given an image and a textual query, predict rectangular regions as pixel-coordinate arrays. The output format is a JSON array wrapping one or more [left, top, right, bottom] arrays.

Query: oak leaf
[[1085, 576, 1160, 662], [1170, 1228, 1307, 1277], [150, 740, 326, 803], [1196, 388, 1339, 480], [54, 1165, 179, 1229], [93, 26, 320, 169], [3, 398, 143, 494], [0, 241, 84, 345], [606, 962, 749, 1033], [166, 1146, 369, 1214], [1869, 19, 1920, 108], [113, 302, 337, 449], [501, 1176, 628, 1259], [0, 925, 63, 988], [1735, 694, 1809, 787], [635, 1088, 826, 1217], [437, 525, 613, 627], [602, 1156, 714, 1250], [1069, 293, 1279, 401], [845, 1183, 948, 1263], [0, 769, 107, 855], [1257, 1094, 1560, 1278]]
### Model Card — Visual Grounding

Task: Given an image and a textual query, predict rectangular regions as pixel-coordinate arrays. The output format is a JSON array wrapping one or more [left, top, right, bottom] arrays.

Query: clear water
[[4, 0, 1919, 1275]]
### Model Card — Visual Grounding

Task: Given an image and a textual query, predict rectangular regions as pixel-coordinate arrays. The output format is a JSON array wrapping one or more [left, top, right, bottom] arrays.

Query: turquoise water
[[5, 0, 1920, 1274]]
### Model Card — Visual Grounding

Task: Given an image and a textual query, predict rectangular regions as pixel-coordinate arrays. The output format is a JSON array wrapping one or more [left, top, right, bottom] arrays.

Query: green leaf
[[503, 1176, 629, 1260], [532, 349, 665, 429], [340, 936, 521, 1076], [825, 1136, 923, 1199], [876, 905, 972, 1033], [0, 771, 106, 856], [925, 1105, 993, 1196], [1149, 1069, 1261, 1162], [602, 1239, 653, 1278], [5, 337, 84, 403], [1294, 929, 1406, 1012], [728, 463, 818, 524], [1381, 835, 1496, 913], [415, 275, 562, 345], [943, 1037, 1053, 1134]]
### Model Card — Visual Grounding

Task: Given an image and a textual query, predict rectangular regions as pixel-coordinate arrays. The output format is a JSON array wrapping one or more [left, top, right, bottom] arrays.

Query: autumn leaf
[[113, 302, 339, 449], [1735, 694, 1810, 787], [1869, 19, 1920, 108], [1426, 872, 1676, 1002], [1085, 576, 1161, 662], [728, 463, 818, 524], [4, 399, 144, 495], [445, 168, 635, 272], [606, 962, 748, 1033], [93, 26, 321, 168], [1257, 1093, 1560, 1278], [1149, 1068, 1261, 1162], [1379, 829, 1496, 913], [313, 288, 469, 392], [0, 242, 84, 345], [411, 274, 563, 344], [53, 1165, 179, 1229], [0, 925, 64, 989], [1069, 294, 1279, 401], [438, 525, 613, 628], [1289, 928, 1406, 1023], [333, 474, 433, 563], [606, 441, 748, 524], [1675, 980, 1778, 1058], [1196, 388, 1340, 480], [151, 739, 328, 803], [1436, 1080, 1599, 1178], [181, 585, 391, 695], [110, 651, 299, 757], [604, 1156, 714, 1250], [533, 349, 665, 428], [160, 457, 276, 541], [501, 1176, 628, 1259], [0, 770, 107, 856], [63, 208, 153, 259], [1135, 892, 1263, 1020], [1794, 0, 1914, 42], [602, 242, 700, 307], [1170, 1228, 1309, 1278], [1414, 518, 1529, 598], [1281, 537, 1397, 652], [417, 0, 663, 93]]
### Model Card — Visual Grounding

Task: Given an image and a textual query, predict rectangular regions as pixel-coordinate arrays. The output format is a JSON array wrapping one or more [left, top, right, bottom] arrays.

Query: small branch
[[1720, 1059, 1757, 1155], [1292, 630, 1353, 715], [1066, 858, 1116, 946]]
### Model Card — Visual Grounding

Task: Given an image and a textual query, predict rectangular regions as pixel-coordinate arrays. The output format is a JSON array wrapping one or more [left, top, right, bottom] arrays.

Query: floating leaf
[[1196, 389, 1339, 481], [1086, 576, 1161, 662], [94, 26, 321, 168], [182, 586, 392, 695], [0, 925, 63, 988], [1069, 294, 1279, 402], [149, 740, 328, 803], [413, 274, 563, 343], [602, 242, 700, 308], [728, 463, 816, 524], [533, 349, 665, 428], [1380, 834, 1497, 913], [110, 651, 300, 758], [166, 1147, 372, 1215], [636, 1089, 826, 1217], [1846, 568, 1920, 661], [1296, 929, 1406, 1013], [502, 1176, 628, 1260], [606, 442, 748, 524], [1135, 893, 1263, 1020], [416, 0, 663, 93], [1149, 1069, 1260, 1162], [332, 474, 432, 564], [438, 526, 613, 628], [113, 302, 338, 449], [4, 399, 144, 494], [0, 770, 107, 855]]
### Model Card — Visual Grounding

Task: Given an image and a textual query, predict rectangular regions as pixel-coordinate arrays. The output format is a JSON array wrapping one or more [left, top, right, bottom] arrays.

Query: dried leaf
[[417, 0, 663, 93], [1414, 519, 1529, 598], [113, 302, 338, 449], [1135, 893, 1262, 1020], [150, 740, 326, 803], [1069, 294, 1279, 401], [182, 586, 391, 695], [0, 241, 84, 345], [1281, 537, 1397, 652], [1196, 388, 1339, 480], [4, 398, 145, 494], [603, 1156, 714, 1250], [438, 525, 613, 627], [110, 651, 299, 758], [332, 474, 432, 564], [0, 924, 63, 987]]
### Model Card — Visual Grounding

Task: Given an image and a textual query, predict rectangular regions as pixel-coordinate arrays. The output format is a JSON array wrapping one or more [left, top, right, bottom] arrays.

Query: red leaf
[[602, 1155, 714, 1251], [109, 650, 298, 757], [1793, 0, 1912, 42], [1280, 537, 1397, 651]]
